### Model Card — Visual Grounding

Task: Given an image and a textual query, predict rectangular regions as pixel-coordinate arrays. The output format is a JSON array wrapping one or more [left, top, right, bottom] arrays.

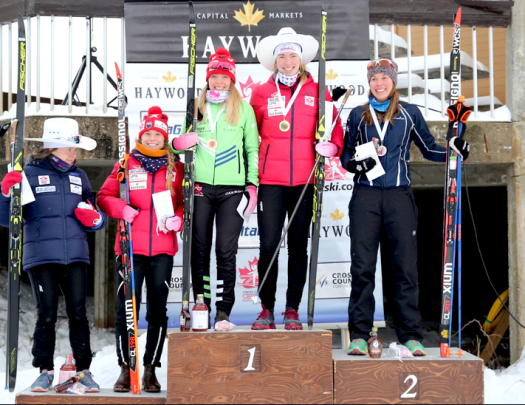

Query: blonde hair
[[272, 62, 309, 86], [362, 86, 401, 126], [198, 83, 243, 126], [136, 138, 178, 195]]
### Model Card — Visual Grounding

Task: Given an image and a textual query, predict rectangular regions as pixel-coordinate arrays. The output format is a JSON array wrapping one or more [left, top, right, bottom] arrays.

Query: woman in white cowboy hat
[[249, 27, 344, 330], [0, 117, 105, 392]]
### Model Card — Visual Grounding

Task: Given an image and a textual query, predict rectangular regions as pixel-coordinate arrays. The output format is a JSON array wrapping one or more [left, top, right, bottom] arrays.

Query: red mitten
[[74, 201, 102, 227], [1, 171, 23, 197]]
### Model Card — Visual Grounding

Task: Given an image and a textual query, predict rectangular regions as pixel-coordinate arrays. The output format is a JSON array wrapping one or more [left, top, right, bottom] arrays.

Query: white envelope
[[152, 190, 175, 233], [354, 142, 385, 181], [7, 164, 35, 206]]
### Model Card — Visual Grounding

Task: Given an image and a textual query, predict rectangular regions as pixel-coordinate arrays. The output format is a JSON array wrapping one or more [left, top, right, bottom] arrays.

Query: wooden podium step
[[15, 388, 166, 404], [333, 347, 484, 404], [167, 329, 334, 404]]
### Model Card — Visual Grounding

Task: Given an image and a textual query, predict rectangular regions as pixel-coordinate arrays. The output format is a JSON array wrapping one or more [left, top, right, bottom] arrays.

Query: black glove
[[346, 157, 377, 174], [450, 137, 470, 160], [331, 86, 347, 102]]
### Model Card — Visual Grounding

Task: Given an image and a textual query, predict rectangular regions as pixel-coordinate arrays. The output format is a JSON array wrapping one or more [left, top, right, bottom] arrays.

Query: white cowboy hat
[[256, 27, 319, 71], [25, 118, 97, 151]]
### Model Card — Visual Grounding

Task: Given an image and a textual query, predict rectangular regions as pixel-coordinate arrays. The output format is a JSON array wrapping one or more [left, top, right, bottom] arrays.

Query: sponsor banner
[[125, 0, 370, 63]]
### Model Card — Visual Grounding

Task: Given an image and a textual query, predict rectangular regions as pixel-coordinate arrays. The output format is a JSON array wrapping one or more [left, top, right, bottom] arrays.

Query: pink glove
[[315, 141, 339, 158], [243, 185, 257, 219], [172, 132, 199, 151], [74, 201, 102, 227], [1, 171, 23, 197], [166, 216, 182, 232], [122, 205, 139, 223]]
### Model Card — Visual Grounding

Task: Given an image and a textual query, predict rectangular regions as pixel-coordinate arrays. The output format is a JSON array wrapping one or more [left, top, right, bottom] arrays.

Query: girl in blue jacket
[[0, 118, 106, 392], [341, 57, 470, 357]]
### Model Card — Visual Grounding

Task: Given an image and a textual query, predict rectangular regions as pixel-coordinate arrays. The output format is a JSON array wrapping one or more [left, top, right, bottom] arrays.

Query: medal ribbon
[[369, 106, 389, 143], [206, 102, 227, 134], [275, 80, 303, 121]]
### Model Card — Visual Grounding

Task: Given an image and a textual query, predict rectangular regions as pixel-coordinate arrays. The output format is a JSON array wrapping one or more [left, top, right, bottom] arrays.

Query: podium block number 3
[[240, 345, 261, 372], [399, 373, 419, 400]]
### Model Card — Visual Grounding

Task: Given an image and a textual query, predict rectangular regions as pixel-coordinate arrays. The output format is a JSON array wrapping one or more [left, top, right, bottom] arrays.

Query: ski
[[181, 1, 197, 308], [6, 15, 26, 392], [439, 8, 463, 358], [115, 63, 141, 394], [307, 0, 329, 330]]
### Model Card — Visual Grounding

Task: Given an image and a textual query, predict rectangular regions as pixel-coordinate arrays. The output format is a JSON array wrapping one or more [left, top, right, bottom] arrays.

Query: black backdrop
[[124, 0, 370, 63]]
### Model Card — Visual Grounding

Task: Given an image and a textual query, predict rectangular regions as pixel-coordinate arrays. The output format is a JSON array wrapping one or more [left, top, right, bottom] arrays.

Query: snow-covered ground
[[1, 267, 524, 404]]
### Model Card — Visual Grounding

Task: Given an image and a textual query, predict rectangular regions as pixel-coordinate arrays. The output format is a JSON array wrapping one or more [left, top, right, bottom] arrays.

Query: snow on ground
[[1, 266, 524, 404]]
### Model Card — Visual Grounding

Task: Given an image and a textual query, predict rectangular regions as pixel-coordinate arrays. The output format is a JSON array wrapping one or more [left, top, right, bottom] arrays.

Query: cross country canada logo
[[325, 157, 352, 181], [233, 1, 265, 32], [240, 76, 261, 99], [238, 257, 259, 288]]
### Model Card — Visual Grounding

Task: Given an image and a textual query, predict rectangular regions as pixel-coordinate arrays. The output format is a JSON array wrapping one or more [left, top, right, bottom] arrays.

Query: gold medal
[[207, 138, 217, 150], [279, 120, 290, 132]]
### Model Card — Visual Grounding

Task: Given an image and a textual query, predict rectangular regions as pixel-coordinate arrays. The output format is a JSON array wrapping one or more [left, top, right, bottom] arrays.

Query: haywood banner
[[125, 0, 386, 329]]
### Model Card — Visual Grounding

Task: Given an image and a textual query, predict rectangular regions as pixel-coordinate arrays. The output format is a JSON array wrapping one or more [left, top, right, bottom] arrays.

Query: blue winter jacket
[[341, 102, 447, 189], [0, 156, 106, 271]]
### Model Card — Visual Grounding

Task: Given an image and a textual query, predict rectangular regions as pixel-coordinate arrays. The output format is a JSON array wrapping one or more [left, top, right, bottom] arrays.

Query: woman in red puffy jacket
[[249, 28, 344, 330], [97, 106, 183, 393]]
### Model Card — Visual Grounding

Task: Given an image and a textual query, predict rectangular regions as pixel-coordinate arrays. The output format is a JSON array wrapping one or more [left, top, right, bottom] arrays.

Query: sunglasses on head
[[60, 135, 81, 144], [367, 59, 395, 70], [208, 61, 236, 75]]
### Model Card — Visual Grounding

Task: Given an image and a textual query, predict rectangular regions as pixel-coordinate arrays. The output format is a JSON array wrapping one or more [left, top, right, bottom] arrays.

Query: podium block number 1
[[240, 344, 261, 372]]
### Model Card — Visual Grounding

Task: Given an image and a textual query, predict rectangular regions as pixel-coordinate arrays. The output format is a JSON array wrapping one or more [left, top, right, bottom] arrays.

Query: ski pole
[[252, 88, 353, 304]]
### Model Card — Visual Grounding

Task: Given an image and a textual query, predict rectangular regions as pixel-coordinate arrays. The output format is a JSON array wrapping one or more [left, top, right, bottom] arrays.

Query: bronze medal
[[279, 120, 290, 132], [207, 138, 217, 150]]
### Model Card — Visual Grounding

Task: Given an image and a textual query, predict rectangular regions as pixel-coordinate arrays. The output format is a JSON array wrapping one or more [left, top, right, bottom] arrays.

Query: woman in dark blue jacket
[[0, 118, 106, 392], [341, 57, 470, 357]]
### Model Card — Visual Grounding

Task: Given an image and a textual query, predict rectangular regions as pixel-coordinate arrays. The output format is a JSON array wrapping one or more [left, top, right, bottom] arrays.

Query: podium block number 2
[[399, 373, 419, 400], [240, 344, 261, 372]]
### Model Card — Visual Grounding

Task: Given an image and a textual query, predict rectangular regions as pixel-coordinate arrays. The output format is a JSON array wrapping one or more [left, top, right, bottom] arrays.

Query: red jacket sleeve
[[96, 161, 128, 219], [326, 87, 344, 157], [250, 84, 265, 128]]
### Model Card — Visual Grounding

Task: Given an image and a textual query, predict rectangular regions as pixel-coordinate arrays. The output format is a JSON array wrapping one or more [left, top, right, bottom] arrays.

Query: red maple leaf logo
[[237, 257, 259, 288], [239, 76, 261, 99], [194, 183, 203, 196], [325, 157, 352, 181]]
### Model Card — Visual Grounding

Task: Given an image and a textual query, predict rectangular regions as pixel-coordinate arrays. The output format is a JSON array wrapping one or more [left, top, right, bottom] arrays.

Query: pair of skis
[[115, 64, 141, 394], [5, 15, 26, 393], [439, 8, 472, 358]]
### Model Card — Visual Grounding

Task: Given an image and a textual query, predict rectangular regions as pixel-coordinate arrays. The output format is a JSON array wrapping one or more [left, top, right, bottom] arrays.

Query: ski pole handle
[[327, 88, 354, 141]]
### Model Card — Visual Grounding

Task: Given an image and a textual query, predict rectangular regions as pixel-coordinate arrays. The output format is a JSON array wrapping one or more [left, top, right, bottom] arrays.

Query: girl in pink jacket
[[97, 106, 183, 393]]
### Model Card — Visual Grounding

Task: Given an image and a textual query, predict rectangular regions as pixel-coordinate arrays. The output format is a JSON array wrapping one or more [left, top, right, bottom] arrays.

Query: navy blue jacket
[[0, 157, 106, 271], [341, 102, 447, 189]]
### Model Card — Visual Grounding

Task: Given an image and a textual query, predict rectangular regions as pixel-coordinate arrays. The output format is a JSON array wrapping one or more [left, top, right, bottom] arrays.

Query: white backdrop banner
[[129, 60, 385, 329]]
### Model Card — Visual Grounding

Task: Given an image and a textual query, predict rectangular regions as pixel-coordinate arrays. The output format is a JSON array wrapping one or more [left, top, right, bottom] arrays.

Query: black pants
[[28, 262, 91, 372], [115, 254, 172, 368], [191, 183, 244, 315], [257, 184, 314, 311], [348, 186, 423, 343]]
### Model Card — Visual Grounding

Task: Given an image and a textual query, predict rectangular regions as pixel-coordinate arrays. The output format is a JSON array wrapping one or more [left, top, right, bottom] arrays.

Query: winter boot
[[142, 364, 161, 393], [214, 310, 230, 325], [251, 305, 276, 330], [282, 308, 303, 330], [113, 364, 131, 392]]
